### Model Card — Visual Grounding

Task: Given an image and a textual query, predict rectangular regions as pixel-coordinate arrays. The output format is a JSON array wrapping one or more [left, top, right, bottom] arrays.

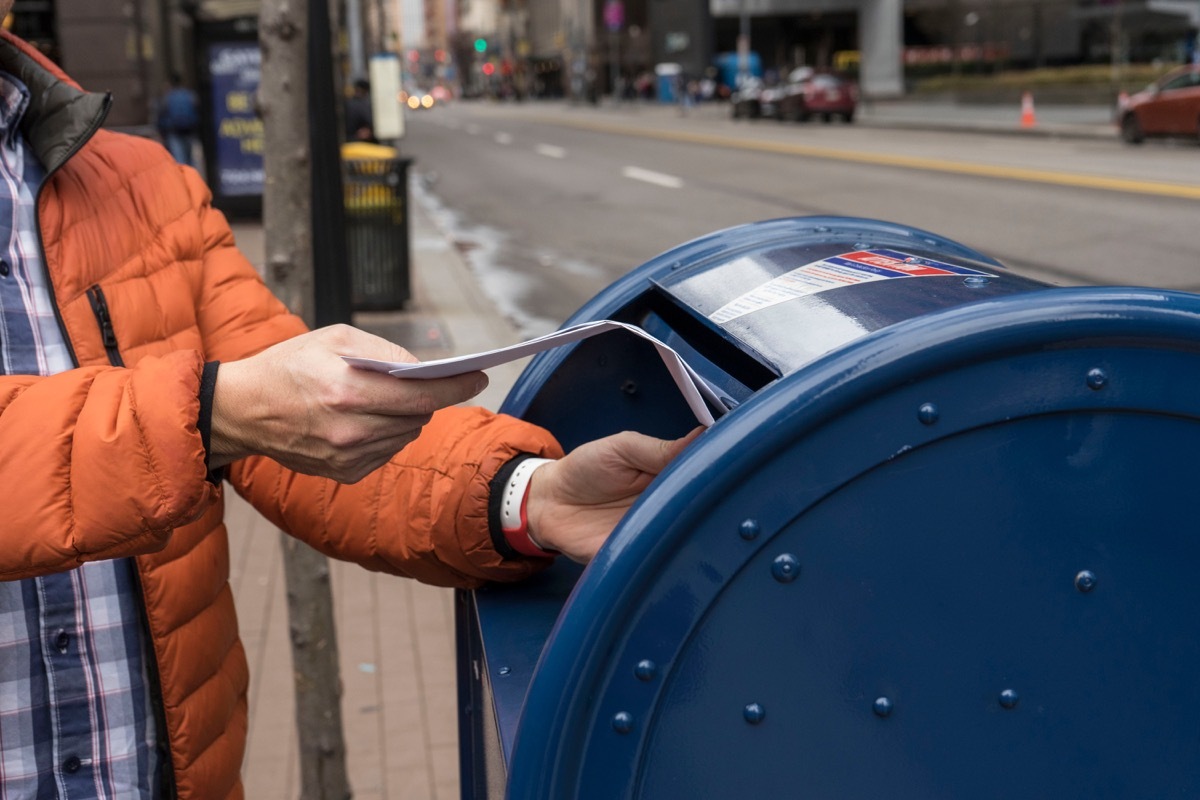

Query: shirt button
[[63, 755, 81, 773], [0, 260, 9, 277], [55, 630, 69, 653]]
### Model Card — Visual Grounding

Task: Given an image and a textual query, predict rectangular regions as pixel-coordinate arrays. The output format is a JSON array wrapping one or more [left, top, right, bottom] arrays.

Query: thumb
[[615, 427, 703, 475]]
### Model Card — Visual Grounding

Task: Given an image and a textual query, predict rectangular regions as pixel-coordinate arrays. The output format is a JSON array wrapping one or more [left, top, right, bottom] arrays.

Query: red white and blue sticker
[[709, 248, 996, 324]]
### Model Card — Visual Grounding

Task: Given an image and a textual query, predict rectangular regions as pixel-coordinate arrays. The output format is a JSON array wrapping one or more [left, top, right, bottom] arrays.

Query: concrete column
[[859, 0, 903, 98]]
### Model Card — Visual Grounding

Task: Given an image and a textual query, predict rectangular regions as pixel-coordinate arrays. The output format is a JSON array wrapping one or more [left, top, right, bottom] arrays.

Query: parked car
[[730, 77, 767, 118], [777, 70, 858, 123], [1118, 64, 1200, 144]]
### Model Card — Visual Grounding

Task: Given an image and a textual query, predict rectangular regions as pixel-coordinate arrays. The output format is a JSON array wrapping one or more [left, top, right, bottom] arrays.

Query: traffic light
[[481, 62, 496, 76], [474, 38, 488, 54]]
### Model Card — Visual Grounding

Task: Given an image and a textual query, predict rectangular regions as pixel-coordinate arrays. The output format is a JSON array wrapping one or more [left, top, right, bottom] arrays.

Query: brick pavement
[[226, 190, 526, 799]]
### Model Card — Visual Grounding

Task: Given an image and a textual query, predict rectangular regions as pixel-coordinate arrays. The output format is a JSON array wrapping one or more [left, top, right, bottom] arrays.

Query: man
[[343, 77, 375, 143], [0, 17, 694, 800], [155, 73, 199, 166]]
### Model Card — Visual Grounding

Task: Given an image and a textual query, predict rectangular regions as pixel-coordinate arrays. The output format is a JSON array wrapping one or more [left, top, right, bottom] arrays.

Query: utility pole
[[347, 0, 367, 80], [1110, 0, 1125, 86], [737, 0, 750, 86], [258, 0, 351, 797]]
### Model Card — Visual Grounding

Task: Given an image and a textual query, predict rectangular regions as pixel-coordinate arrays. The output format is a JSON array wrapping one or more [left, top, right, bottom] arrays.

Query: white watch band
[[500, 457, 555, 533]]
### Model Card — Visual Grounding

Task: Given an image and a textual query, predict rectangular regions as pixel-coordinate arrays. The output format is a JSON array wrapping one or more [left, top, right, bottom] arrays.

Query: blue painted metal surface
[[456, 217, 1200, 798]]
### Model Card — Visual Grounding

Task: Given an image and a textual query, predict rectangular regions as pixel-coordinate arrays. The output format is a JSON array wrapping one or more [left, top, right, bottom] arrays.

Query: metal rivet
[[498, 666, 511, 676], [1075, 570, 1097, 593], [612, 712, 634, 734], [771, 554, 800, 583], [918, 403, 939, 425], [873, 697, 893, 717], [738, 519, 760, 541], [963, 276, 990, 287], [1086, 368, 1107, 390], [634, 660, 657, 682], [999, 689, 1019, 709], [621, 379, 638, 395], [743, 703, 766, 724]]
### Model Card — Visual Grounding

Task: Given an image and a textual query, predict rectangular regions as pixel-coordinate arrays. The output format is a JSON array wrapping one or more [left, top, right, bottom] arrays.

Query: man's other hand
[[526, 428, 703, 564], [209, 325, 487, 482]]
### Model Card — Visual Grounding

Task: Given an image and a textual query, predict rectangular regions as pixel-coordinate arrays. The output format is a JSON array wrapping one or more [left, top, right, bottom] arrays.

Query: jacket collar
[[0, 30, 110, 174]]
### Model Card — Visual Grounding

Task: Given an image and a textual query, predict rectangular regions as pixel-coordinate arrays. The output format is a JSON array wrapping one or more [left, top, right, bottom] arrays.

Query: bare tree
[[258, 0, 351, 797]]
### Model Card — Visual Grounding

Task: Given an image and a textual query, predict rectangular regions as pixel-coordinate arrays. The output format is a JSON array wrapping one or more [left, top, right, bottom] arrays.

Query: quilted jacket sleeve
[[0, 351, 219, 580], [179, 171, 566, 588], [230, 407, 563, 588]]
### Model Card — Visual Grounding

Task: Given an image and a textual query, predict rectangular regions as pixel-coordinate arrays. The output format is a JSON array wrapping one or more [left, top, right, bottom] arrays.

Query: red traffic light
[[481, 62, 495, 76]]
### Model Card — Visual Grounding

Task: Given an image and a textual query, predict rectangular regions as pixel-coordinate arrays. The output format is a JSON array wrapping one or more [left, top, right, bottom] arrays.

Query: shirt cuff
[[198, 360, 225, 485]]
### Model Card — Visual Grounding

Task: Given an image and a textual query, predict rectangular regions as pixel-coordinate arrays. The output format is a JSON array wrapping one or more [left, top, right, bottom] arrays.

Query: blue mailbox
[[456, 217, 1200, 798]]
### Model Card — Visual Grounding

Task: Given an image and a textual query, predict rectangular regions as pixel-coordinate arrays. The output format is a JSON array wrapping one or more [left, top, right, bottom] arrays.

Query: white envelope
[[344, 320, 724, 426]]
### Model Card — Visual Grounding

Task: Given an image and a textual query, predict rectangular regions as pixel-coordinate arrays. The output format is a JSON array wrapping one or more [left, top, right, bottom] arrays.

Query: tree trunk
[[258, 1, 351, 798]]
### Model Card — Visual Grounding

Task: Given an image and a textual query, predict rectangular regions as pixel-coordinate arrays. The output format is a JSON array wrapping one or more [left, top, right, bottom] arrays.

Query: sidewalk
[[226, 193, 524, 799]]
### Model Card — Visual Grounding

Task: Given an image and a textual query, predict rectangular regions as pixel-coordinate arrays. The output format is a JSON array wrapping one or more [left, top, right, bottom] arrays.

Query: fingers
[[361, 371, 488, 417]]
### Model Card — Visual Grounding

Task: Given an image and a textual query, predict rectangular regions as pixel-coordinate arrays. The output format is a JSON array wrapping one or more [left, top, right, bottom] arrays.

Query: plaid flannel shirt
[[0, 72, 160, 799]]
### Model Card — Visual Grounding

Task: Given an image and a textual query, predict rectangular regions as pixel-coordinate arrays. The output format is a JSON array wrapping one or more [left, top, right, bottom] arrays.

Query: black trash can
[[342, 153, 413, 310]]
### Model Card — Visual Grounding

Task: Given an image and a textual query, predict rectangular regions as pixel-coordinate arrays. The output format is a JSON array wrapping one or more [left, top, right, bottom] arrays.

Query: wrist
[[208, 358, 255, 469], [499, 457, 557, 558]]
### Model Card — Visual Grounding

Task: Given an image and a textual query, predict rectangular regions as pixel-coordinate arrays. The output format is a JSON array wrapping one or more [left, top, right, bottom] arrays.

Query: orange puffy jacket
[[0, 31, 560, 799]]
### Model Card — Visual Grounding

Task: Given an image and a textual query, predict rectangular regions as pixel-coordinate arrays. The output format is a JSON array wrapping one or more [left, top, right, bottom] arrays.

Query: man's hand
[[210, 324, 487, 483], [525, 428, 703, 564]]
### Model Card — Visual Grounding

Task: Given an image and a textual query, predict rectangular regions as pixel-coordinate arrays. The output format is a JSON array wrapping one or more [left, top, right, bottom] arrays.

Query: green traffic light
[[474, 38, 487, 53]]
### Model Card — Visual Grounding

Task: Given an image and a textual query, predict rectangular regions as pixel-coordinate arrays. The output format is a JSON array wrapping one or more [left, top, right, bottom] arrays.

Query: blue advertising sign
[[208, 43, 263, 197]]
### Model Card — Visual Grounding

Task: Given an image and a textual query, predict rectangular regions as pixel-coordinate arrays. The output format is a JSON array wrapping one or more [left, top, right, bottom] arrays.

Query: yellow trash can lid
[[341, 141, 399, 160]]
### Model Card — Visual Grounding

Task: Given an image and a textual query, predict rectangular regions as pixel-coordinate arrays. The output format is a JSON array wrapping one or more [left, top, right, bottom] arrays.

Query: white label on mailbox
[[709, 249, 995, 324]]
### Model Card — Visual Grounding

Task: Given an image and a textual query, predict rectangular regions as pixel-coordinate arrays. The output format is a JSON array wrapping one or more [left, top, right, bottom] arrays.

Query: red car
[[1118, 64, 1200, 144], [777, 70, 858, 123]]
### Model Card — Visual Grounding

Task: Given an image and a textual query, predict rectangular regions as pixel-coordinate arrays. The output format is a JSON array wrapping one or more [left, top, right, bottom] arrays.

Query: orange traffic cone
[[1020, 91, 1036, 128]]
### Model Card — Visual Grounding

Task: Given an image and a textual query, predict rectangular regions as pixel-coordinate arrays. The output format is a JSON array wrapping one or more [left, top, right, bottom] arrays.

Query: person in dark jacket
[[156, 72, 200, 165], [344, 77, 376, 142]]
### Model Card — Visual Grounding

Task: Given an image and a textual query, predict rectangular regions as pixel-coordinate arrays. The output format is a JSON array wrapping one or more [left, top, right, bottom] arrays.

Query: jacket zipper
[[85, 285, 124, 367], [84, 282, 178, 798], [32, 95, 180, 799]]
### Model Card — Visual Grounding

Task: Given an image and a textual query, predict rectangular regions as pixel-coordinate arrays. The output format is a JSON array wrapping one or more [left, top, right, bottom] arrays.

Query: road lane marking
[[533, 116, 1200, 202], [622, 166, 684, 188], [535, 144, 566, 159], [495, 132, 513, 145]]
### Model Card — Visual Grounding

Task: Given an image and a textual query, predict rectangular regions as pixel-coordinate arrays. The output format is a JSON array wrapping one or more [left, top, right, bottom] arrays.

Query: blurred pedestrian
[[344, 77, 375, 142], [156, 72, 199, 166], [0, 14, 697, 799]]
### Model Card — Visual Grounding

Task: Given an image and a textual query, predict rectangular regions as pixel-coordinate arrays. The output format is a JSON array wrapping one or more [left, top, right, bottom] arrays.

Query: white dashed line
[[535, 144, 566, 159], [495, 132, 513, 145], [622, 166, 684, 189]]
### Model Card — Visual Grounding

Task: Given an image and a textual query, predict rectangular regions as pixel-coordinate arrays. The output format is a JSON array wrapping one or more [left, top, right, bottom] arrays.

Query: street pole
[[610, 29, 619, 100], [346, 0, 366, 80], [259, 0, 351, 797], [737, 0, 750, 87]]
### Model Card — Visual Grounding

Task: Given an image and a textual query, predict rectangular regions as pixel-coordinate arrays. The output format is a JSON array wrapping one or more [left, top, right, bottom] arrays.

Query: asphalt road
[[402, 99, 1200, 336]]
